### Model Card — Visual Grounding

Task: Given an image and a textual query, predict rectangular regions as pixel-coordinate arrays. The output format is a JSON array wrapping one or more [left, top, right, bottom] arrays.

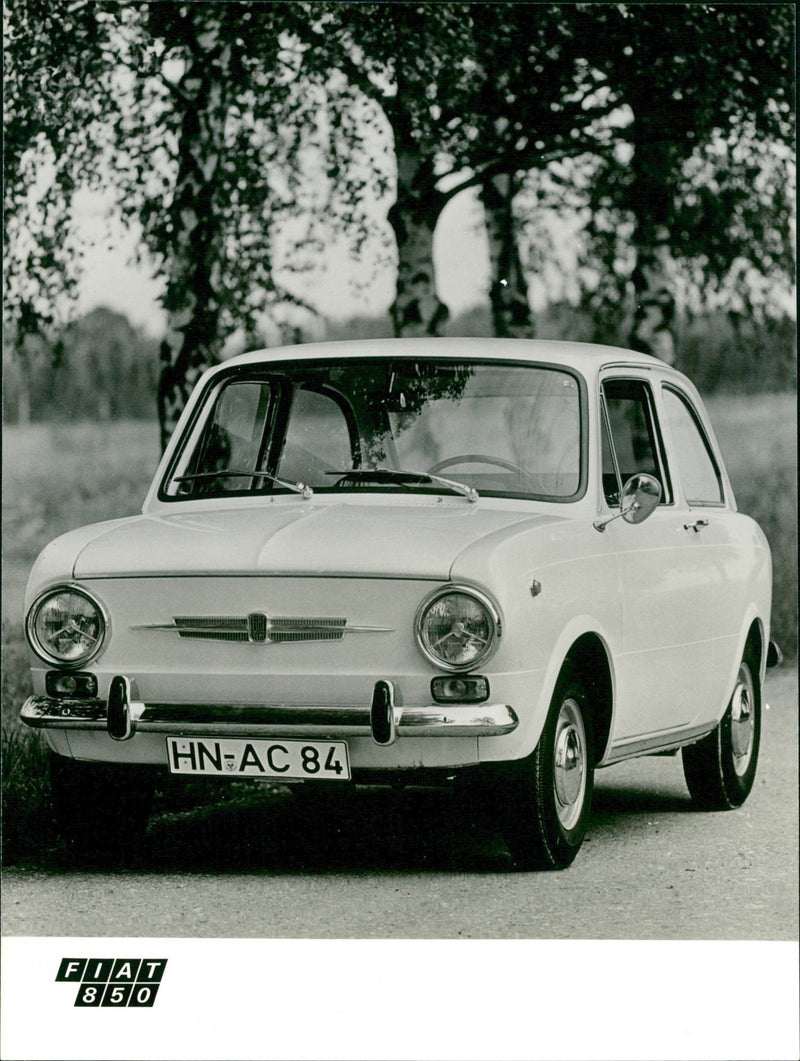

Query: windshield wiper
[[325, 468, 478, 503], [174, 469, 313, 498]]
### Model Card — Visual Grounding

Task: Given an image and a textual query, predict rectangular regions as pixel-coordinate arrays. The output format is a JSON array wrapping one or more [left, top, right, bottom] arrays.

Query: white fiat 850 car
[[21, 338, 778, 868]]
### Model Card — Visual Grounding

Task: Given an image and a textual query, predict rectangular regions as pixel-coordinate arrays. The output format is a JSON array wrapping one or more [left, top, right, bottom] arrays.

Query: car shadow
[[154, 786, 515, 874], [39, 775, 700, 876], [41, 785, 513, 875], [592, 784, 693, 817]]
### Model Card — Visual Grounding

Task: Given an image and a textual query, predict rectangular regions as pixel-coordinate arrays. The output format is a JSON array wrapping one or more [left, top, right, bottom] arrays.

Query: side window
[[193, 380, 272, 490], [278, 387, 354, 486], [602, 379, 668, 505], [662, 388, 724, 505]]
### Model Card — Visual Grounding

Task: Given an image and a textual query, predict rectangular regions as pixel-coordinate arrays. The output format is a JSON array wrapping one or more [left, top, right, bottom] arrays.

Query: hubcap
[[730, 664, 755, 776], [553, 698, 587, 830]]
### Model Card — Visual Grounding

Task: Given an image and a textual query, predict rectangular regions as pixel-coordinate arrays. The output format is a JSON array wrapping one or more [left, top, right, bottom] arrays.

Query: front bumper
[[21, 677, 519, 747]]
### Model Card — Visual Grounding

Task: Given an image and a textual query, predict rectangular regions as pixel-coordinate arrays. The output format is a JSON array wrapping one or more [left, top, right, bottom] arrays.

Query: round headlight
[[26, 586, 107, 668], [415, 586, 501, 672]]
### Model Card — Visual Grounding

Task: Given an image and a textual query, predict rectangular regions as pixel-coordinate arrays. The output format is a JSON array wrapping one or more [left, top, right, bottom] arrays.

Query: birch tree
[[453, 4, 794, 351], [466, 4, 626, 338], [125, 2, 362, 447], [146, 4, 241, 446], [580, 3, 795, 359], [4, 1, 386, 446], [315, 4, 615, 339], [3, 0, 123, 417], [305, 3, 478, 337]]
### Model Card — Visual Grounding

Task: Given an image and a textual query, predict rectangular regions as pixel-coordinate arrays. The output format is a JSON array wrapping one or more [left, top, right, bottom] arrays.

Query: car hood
[[70, 500, 558, 581]]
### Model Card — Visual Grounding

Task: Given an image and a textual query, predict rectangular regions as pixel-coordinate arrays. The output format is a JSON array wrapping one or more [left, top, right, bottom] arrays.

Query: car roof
[[219, 337, 667, 375]]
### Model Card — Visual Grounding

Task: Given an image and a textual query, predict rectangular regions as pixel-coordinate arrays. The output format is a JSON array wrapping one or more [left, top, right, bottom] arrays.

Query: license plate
[[166, 737, 351, 780]]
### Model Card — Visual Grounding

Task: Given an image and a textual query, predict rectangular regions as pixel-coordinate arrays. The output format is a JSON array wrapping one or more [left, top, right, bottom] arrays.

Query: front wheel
[[502, 666, 594, 870], [681, 658, 761, 810]]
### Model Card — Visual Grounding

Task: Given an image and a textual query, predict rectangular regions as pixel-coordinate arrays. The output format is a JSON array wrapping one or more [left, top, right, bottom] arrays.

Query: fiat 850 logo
[[56, 957, 167, 1007]]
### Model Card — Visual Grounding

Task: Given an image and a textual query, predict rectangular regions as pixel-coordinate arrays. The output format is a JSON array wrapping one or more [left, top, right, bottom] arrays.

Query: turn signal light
[[45, 671, 98, 698], [431, 675, 489, 703]]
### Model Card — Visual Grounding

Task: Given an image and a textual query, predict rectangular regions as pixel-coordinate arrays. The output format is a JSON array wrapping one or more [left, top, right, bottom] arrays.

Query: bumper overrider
[[21, 676, 519, 747]]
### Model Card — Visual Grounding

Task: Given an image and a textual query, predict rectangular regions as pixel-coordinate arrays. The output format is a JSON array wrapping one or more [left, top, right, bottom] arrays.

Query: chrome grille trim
[[133, 615, 392, 643], [268, 617, 347, 642], [174, 616, 248, 642]]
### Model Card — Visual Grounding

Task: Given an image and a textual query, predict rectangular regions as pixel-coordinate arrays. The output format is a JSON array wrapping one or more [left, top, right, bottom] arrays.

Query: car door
[[601, 375, 716, 745], [659, 384, 758, 722]]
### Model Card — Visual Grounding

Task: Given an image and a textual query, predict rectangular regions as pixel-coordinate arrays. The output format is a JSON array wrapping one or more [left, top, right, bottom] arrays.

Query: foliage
[[737, 466, 798, 661], [705, 390, 798, 660], [130, 4, 379, 353], [304, 3, 479, 334], [3, 0, 125, 335], [577, 3, 796, 327], [4, 0, 397, 442], [316, 4, 796, 340], [677, 312, 796, 394], [1, 722, 53, 863], [3, 3, 360, 335], [3, 3, 795, 380]]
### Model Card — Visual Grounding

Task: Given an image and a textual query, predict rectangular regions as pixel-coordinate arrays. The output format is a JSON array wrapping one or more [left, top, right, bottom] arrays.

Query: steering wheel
[[428, 454, 532, 478]]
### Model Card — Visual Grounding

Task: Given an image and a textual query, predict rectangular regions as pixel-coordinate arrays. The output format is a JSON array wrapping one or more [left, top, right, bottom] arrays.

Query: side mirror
[[594, 473, 662, 532], [620, 473, 662, 524]]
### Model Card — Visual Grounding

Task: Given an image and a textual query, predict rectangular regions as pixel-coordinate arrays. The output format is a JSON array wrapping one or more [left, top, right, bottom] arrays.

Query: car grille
[[174, 614, 348, 644]]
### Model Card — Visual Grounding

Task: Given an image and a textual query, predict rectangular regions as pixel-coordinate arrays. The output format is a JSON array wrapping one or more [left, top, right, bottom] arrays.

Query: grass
[[2, 421, 162, 862], [1, 722, 52, 860], [704, 393, 796, 485], [2, 402, 796, 863]]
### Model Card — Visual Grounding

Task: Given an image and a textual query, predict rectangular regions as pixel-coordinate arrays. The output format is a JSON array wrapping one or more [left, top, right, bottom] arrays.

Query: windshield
[[162, 358, 584, 502]]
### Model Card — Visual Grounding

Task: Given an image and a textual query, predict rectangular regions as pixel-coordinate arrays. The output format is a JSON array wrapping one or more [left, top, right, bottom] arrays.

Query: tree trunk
[[13, 335, 35, 424], [629, 227, 677, 363], [482, 172, 535, 338], [385, 69, 449, 339], [156, 15, 232, 451], [627, 136, 677, 364]]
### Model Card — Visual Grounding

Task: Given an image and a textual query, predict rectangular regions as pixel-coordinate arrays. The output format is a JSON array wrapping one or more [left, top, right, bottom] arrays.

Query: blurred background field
[[2, 386, 796, 863], [2, 420, 161, 622]]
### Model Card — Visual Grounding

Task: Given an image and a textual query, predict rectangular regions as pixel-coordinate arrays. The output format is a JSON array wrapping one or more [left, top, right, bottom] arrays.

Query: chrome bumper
[[20, 678, 518, 747]]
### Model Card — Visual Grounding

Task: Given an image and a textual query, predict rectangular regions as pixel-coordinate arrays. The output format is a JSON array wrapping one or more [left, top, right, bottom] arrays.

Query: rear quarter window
[[662, 387, 724, 505]]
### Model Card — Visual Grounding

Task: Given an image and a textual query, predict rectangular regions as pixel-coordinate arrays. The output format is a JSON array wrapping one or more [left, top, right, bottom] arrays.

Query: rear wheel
[[49, 754, 156, 860], [682, 658, 761, 810], [503, 666, 594, 870]]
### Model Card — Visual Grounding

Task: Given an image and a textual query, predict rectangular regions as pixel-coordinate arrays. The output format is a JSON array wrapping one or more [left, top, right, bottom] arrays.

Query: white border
[[2, 937, 799, 1061]]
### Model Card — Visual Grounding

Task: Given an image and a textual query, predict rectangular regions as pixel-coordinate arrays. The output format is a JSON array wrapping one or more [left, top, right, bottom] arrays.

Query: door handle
[[683, 519, 709, 533]]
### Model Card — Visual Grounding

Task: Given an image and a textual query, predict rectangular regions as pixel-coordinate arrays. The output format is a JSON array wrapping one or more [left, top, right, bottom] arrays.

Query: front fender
[[478, 613, 618, 764], [23, 519, 131, 613]]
